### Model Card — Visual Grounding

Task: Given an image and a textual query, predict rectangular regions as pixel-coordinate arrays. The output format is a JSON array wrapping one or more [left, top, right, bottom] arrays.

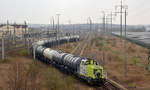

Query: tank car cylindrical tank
[[43, 40, 50, 47], [43, 48, 53, 60], [60, 37, 67, 44], [36, 40, 45, 46], [35, 46, 46, 59], [43, 49, 63, 64], [62, 54, 83, 71]]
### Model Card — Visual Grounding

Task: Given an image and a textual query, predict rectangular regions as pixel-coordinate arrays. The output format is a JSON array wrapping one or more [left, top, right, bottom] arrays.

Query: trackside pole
[[124, 8, 127, 76], [27, 39, 30, 55], [33, 46, 36, 60], [2, 36, 5, 60], [14, 22, 16, 47], [24, 21, 27, 49]]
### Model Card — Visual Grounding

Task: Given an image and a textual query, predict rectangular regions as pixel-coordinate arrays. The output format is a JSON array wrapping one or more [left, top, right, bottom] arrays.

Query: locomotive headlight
[[94, 69, 101, 78], [95, 72, 101, 78]]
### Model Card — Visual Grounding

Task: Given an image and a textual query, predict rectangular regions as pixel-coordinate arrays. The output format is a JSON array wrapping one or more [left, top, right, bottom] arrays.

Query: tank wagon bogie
[[32, 35, 105, 84]]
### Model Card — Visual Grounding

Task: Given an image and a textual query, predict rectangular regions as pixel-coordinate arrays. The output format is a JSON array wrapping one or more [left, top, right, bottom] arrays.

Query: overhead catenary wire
[[114, 0, 128, 77]]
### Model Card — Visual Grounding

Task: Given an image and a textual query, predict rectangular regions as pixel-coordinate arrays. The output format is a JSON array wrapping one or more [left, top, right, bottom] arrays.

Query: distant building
[[0, 24, 27, 37]]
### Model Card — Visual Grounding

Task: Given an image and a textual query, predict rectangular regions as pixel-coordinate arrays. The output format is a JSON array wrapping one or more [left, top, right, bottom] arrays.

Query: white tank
[[43, 48, 56, 60]]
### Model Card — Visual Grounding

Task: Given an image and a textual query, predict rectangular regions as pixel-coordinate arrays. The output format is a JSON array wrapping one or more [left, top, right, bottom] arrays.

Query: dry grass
[[42, 67, 75, 90], [53, 42, 79, 53], [0, 49, 76, 90], [83, 35, 150, 90]]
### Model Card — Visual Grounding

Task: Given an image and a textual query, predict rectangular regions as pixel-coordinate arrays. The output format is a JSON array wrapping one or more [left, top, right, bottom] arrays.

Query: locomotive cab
[[79, 59, 105, 83]]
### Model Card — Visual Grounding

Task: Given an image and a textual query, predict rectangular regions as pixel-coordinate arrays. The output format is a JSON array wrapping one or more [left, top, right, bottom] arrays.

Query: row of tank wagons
[[32, 35, 80, 63], [32, 35, 79, 51], [34, 46, 105, 84], [33, 35, 79, 46], [32, 35, 105, 84]]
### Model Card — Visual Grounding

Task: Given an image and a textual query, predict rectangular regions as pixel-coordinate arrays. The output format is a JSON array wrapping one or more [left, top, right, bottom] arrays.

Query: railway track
[[71, 33, 89, 56], [71, 33, 128, 90], [72, 40, 87, 56], [71, 41, 85, 55], [96, 79, 126, 90]]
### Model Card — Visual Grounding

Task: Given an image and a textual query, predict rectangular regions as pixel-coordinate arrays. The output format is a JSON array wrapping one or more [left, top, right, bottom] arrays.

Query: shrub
[[111, 54, 122, 61], [64, 76, 74, 90], [43, 68, 64, 90], [128, 83, 136, 88], [7, 62, 27, 90], [105, 45, 111, 51], [26, 61, 41, 89], [96, 41, 103, 47], [66, 44, 72, 48], [131, 57, 137, 65], [0, 57, 11, 63], [106, 38, 110, 44], [27, 61, 40, 79], [111, 40, 116, 47], [128, 46, 136, 53], [43, 67, 75, 90], [7, 61, 41, 90], [19, 49, 28, 56], [99, 47, 102, 51]]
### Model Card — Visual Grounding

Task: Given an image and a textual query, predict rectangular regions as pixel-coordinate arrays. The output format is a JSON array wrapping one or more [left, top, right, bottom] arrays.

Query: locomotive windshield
[[85, 59, 98, 65]]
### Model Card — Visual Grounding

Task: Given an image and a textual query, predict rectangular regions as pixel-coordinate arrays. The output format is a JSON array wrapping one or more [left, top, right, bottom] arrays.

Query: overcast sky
[[0, 0, 150, 25]]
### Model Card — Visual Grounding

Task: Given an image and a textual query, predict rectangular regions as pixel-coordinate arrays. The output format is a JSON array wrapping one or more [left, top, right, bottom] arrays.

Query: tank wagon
[[32, 35, 105, 84]]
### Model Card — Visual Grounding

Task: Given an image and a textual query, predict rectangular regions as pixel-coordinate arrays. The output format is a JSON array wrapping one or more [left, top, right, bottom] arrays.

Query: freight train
[[32, 35, 106, 84]]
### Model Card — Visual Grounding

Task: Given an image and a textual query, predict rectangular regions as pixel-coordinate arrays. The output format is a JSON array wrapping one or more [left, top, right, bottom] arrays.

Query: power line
[[124, 8, 128, 77], [107, 12, 116, 34], [115, 0, 128, 77], [56, 14, 61, 46], [115, 0, 128, 44]]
